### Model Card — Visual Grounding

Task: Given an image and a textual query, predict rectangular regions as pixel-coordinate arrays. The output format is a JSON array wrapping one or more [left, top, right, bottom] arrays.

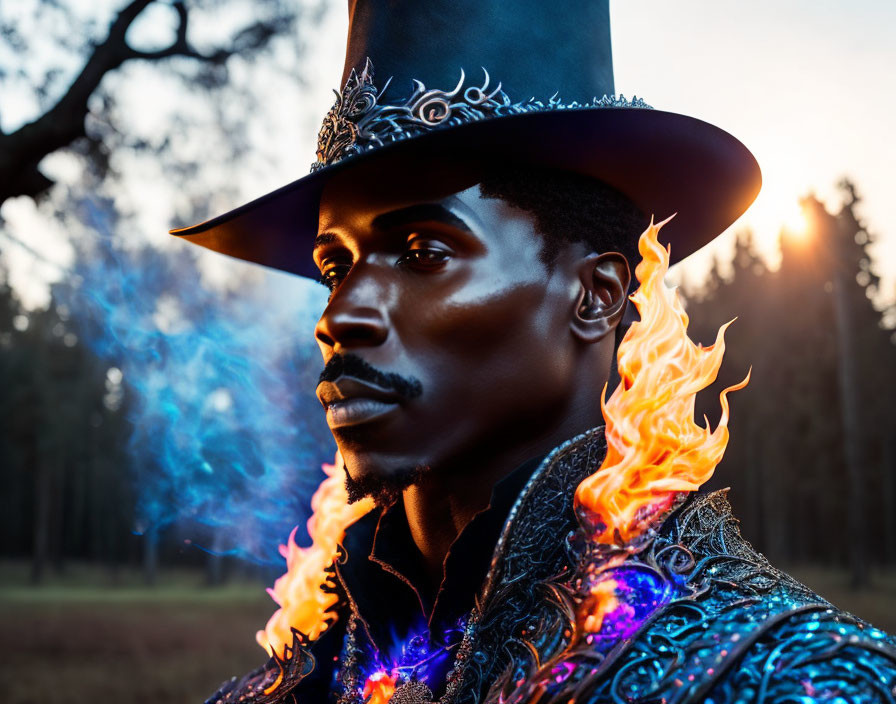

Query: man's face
[[313, 163, 598, 503]]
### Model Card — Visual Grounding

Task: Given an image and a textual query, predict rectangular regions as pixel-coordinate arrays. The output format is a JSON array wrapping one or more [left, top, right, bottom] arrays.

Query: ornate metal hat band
[[311, 57, 653, 172]]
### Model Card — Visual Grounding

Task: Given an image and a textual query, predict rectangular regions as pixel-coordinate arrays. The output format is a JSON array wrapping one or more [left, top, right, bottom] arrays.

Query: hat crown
[[343, 0, 614, 102]]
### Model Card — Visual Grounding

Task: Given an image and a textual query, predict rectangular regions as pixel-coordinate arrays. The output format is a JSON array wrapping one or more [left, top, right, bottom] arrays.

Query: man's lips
[[317, 376, 403, 427]]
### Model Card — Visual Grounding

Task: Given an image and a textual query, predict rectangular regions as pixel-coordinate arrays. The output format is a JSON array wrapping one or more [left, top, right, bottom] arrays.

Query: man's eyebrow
[[370, 202, 474, 234]]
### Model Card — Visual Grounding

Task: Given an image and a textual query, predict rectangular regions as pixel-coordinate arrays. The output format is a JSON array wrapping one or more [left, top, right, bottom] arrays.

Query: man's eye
[[318, 242, 450, 296], [397, 244, 451, 268], [318, 265, 350, 292]]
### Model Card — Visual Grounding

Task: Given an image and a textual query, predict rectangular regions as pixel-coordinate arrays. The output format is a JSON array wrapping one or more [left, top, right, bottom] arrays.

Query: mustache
[[318, 352, 423, 401]]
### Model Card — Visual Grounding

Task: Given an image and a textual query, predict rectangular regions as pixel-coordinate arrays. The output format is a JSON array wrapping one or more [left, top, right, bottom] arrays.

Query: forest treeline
[[0, 180, 894, 588], [0, 263, 135, 582], [689, 182, 896, 587]]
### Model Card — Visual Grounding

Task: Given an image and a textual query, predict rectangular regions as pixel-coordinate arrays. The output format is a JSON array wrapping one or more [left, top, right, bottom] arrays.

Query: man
[[173, 2, 896, 702]]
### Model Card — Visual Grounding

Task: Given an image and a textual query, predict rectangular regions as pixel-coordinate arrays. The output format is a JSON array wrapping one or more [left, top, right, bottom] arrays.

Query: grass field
[[0, 563, 273, 704], [1, 562, 894, 704]]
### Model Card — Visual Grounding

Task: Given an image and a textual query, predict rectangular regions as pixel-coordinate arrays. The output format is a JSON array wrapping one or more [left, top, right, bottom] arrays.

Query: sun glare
[[747, 181, 807, 245], [781, 201, 810, 242], [736, 135, 818, 258]]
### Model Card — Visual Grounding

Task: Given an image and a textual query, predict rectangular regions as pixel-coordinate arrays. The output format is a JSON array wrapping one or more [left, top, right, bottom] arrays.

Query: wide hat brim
[[170, 106, 761, 280]]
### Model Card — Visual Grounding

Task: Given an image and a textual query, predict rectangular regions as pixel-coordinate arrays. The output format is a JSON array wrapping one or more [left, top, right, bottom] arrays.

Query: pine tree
[[685, 180, 895, 581]]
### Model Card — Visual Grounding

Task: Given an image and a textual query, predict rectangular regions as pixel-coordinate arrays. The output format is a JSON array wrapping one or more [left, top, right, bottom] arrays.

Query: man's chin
[[343, 463, 429, 507]]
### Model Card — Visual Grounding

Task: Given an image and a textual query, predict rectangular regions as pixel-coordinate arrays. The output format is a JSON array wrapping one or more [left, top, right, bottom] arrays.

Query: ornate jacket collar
[[204, 424, 896, 704]]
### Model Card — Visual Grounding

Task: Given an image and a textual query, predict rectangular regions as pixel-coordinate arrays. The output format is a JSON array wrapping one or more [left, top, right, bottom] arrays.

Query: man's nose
[[314, 284, 389, 351]]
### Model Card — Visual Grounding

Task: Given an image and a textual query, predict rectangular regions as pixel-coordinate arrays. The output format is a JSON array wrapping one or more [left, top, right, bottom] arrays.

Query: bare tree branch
[[0, 0, 290, 207], [124, 1, 195, 61]]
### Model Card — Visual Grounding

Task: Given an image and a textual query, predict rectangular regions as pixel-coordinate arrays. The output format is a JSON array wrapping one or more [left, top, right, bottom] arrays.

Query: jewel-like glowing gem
[[574, 215, 750, 546], [257, 450, 374, 660], [362, 671, 398, 704]]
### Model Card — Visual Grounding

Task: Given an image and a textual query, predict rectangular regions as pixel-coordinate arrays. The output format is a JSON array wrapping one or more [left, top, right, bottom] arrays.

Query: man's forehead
[[316, 185, 483, 240], [317, 158, 486, 225]]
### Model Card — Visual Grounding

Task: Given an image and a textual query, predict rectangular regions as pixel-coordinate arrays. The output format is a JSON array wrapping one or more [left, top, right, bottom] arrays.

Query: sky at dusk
[[2, 0, 894, 311], [611, 0, 896, 298]]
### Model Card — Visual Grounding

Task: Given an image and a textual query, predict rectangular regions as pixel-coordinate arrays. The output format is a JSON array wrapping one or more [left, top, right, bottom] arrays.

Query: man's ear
[[570, 252, 631, 344]]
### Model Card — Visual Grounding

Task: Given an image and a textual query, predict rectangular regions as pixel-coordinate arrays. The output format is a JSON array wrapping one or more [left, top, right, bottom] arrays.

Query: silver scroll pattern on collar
[[311, 57, 653, 172]]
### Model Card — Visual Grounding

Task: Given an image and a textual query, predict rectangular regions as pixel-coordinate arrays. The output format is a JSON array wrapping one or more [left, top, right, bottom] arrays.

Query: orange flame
[[580, 576, 621, 633], [363, 671, 399, 704], [257, 450, 374, 660], [574, 215, 750, 546]]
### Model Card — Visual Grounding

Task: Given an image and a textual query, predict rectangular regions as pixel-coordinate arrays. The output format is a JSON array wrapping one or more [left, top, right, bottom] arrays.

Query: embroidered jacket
[[206, 427, 896, 704]]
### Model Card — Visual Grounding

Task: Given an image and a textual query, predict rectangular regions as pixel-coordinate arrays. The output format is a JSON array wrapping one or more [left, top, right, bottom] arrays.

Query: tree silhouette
[[686, 180, 895, 587], [0, 0, 319, 208], [0, 0, 331, 583]]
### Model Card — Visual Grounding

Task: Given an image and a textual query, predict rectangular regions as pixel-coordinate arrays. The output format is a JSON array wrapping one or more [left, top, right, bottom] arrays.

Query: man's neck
[[401, 472, 495, 594], [400, 416, 600, 594]]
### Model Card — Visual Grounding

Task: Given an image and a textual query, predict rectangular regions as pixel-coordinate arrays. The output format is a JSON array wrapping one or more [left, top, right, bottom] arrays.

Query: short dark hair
[[478, 165, 646, 382], [477, 165, 647, 274]]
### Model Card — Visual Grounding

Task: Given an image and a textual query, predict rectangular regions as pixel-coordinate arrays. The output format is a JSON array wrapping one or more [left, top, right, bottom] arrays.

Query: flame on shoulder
[[257, 451, 374, 660], [574, 215, 750, 546], [363, 671, 399, 704]]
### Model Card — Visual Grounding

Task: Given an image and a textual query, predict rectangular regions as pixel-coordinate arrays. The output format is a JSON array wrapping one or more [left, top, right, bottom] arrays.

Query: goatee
[[343, 462, 429, 507]]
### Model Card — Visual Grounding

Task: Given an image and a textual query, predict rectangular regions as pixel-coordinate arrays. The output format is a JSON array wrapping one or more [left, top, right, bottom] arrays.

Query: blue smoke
[[56, 194, 335, 564]]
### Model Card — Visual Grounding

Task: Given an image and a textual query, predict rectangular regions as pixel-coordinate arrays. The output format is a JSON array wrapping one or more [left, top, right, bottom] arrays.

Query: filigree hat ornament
[[312, 58, 652, 173]]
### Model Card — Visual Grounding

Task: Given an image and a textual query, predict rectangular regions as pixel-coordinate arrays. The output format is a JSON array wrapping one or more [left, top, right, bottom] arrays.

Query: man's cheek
[[410, 294, 531, 353]]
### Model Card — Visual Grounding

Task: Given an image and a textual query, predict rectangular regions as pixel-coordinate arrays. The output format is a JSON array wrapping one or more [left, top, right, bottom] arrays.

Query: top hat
[[170, 0, 761, 279]]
